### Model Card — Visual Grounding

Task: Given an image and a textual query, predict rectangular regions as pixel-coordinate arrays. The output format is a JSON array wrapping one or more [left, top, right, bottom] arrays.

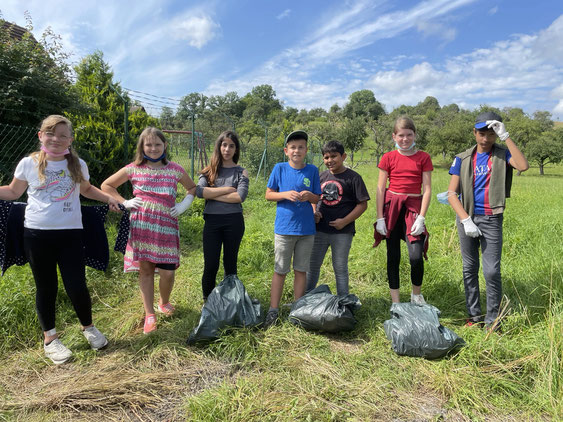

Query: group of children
[[0, 111, 528, 364]]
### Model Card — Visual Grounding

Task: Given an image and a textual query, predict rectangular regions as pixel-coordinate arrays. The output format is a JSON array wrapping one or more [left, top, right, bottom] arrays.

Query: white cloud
[[417, 21, 457, 43], [277, 9, 291, 20], [172, 15, 221, 49], [488, 6, 498, 15]]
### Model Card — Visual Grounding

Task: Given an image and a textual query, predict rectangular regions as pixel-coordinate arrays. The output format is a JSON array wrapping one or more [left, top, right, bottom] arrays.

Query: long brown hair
[[133, 127, 169, 165], [31, 115, 84, 183], [200, 131, 240, 186]]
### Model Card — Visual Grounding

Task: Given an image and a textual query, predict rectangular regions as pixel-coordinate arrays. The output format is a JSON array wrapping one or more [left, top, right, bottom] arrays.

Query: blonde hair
[[31, 115, 84, 183], [133, 127, 169, 165], [393, 116, 417, 134]]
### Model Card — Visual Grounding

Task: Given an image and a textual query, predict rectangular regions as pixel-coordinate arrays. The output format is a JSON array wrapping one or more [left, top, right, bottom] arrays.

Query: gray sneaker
[[82, 326, 108, 350], [44, 338, 72, 365], [263, 309, 279, 329]]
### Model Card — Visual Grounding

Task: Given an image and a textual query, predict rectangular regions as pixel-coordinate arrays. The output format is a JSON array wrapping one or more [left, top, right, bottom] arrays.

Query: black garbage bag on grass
[[383, 303, 465, 359], [288, 284, 361, 333], [187, 275, 261, 344]]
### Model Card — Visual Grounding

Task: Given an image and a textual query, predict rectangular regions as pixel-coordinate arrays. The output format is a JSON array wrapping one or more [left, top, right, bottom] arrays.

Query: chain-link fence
[[0, 122, 326, 190]]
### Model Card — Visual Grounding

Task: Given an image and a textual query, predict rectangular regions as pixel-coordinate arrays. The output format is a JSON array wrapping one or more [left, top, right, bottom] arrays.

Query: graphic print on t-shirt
[[36, 168, 76, 203], [321, 180, 343, 206]]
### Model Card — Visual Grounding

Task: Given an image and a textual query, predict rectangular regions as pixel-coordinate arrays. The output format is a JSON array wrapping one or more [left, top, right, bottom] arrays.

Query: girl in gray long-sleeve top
[[196, 131, 249, 300]]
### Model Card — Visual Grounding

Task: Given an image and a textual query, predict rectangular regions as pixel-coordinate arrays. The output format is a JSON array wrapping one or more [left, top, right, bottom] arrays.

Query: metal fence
[[0, 122, 326, 189]]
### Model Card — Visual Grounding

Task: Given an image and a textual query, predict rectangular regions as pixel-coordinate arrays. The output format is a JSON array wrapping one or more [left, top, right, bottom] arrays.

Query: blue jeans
[[456, 214, 503, 325], [306, 231, 354, 296]]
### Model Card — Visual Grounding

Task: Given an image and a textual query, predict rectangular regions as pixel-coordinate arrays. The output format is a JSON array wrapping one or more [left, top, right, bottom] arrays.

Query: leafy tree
[[526, 128, 563, 175], [69, 51, 158, 186], [338, 117, 367, 164], [343, 90, 385, 122], [159, 106, 175, 129], [242, 84, 282, 122], [0, 16, 78, 126]]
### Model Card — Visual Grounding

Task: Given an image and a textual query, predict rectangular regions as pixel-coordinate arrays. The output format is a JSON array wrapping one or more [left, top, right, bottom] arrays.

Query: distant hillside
[[554, 121, 563, 128]]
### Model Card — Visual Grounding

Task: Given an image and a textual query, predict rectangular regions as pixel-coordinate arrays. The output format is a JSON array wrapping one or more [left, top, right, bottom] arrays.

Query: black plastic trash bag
[[187, 275, 261, 344], [288, 284, 361, 333], [383, 303, 465, 359]]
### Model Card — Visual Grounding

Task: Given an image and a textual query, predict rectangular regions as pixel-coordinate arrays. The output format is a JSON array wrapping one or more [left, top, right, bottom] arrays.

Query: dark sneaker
[[263, 309, 279, 329], [485, 322, 502, 334], [465, 319, 484, 328]]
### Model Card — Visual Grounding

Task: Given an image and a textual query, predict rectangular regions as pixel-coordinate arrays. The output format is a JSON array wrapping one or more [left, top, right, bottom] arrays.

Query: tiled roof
[[1, 20, 37, 42]]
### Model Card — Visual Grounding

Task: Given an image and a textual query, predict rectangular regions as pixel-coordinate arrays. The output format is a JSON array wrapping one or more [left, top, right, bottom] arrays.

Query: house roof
[[1, 21, 37, 43]]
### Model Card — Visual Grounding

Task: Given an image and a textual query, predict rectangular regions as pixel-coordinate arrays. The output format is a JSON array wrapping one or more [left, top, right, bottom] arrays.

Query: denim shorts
[[274, 234, 315, 274]]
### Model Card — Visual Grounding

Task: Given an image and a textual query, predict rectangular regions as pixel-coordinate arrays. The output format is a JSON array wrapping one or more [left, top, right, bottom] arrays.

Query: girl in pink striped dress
[[102, 127, 196, 334]]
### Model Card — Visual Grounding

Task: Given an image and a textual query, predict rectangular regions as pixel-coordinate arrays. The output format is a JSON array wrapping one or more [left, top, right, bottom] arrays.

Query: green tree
[[343, 90, 385, 122], [338, 117, 367, 164], [0, 16, 78, 126], [69, 51, 158, 186], [242, 85, 282, 122], [526, 128, 563, 175]]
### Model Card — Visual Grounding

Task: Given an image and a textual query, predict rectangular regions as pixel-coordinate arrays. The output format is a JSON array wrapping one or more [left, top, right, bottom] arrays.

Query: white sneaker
[[44, 338, 72, 365], [411, 293, 426, 305], [82, 326, 108, 350]]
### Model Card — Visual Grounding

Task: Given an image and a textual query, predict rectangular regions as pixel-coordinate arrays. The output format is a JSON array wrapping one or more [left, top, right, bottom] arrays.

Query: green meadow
[[0, 162, 561, 421]]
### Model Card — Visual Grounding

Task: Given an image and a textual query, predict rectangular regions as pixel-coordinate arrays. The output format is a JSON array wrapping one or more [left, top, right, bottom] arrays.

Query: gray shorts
[[274, 234, 315, 274]]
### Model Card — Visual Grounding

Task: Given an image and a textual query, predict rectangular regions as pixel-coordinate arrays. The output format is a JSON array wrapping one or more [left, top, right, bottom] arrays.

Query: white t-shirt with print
[[14, 156, 89, 230]]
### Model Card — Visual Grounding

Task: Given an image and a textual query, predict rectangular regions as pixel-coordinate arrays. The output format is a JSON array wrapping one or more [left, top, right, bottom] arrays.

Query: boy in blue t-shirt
[[447, 111, 528, 331], [263, 130, 321, 328]]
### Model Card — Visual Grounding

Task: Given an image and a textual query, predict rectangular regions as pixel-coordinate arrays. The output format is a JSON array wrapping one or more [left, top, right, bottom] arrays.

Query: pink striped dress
[[123, 161, 186, 272]]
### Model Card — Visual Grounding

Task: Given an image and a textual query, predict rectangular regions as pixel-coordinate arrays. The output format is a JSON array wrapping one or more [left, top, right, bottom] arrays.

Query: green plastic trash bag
[[383, 303, 465, 359], [187, 275, 261, 344], [288, 284, 361, 333]]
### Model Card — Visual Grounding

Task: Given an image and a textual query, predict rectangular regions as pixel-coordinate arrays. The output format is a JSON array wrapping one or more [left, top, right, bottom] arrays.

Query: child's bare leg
[[139, 261, 156, 315], [270, 272, 286, 309], [293, 270, 306, 300], [158, 269, 175, 305], [390, 288, 400, 303], [411, 284, 422, 295]]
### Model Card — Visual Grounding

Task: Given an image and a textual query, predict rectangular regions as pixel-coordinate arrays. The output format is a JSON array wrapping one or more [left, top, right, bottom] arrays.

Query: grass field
[[0, 159, 561, 421]]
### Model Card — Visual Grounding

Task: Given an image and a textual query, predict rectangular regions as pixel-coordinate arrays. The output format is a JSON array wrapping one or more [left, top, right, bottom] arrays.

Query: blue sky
[[2, 0, 563, 119]]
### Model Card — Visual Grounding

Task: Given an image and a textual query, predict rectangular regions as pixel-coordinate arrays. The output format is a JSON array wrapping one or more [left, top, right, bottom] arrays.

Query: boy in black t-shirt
[[306, 141, 370, 295]]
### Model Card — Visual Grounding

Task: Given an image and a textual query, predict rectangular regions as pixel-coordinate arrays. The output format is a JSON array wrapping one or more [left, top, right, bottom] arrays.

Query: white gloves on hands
[[486, 120, 509, 141], [122, 197, 143, 210], [376, 218, 387, 236], [461, 217, 482, 238], [410, 215, 426, 236], [171, 194, 194, 218]]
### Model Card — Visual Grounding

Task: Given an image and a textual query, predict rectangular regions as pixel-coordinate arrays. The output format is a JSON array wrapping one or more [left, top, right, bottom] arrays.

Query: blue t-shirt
[[267, 162, 322, 235], [449, 149, 512, 215]]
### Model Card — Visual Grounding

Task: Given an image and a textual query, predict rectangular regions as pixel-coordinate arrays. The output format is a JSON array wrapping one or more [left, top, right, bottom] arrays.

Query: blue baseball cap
[[475, 111, 502, 130]]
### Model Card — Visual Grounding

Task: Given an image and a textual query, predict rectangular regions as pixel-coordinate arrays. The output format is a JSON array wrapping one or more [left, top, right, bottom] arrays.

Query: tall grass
[[0, 162, 561, 421]]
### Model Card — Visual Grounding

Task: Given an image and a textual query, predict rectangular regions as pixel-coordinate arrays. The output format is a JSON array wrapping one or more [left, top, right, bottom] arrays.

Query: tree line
[[2, 18, 562, 182]]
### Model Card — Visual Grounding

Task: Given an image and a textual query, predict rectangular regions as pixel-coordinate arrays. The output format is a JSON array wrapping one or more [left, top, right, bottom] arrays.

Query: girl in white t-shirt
[[0, 115, 120, 364]]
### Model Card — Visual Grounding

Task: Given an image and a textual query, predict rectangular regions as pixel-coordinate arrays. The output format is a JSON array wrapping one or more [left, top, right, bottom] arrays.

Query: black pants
[[385, 207, 424, 290], [201, 213, 245, 298], [23, 228, 92, 331]]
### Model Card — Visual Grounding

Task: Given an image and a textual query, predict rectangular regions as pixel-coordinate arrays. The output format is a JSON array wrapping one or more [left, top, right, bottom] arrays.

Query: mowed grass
[[0, 160, 561, 421]]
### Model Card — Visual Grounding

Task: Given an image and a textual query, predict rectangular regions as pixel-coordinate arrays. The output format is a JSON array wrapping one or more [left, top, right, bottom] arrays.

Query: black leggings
[[385, 207, 424, 290], [201, 213, 245, 298], [23, 229, 92, 331]]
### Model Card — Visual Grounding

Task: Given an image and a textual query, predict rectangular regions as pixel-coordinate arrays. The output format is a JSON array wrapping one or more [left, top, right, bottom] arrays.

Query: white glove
[[410, 215, 426, 236], [170, 194, 194, 217], [122, 197, 143, 210], [461, 217, 482, 238], [486, 120, 509, 141], [376, 218, 387, 236]]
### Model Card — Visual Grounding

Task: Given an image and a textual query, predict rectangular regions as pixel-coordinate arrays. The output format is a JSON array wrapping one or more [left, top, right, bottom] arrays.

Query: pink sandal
[[143, 314, 157, 334], [157, 302, 175, 316]]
